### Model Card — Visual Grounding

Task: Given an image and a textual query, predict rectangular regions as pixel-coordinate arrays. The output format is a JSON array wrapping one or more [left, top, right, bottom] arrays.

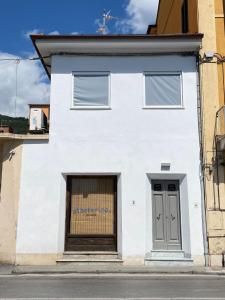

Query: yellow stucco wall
[[215, 0, 225, 107], [0, 141, 23, 264], [152, 0, 198, 34]]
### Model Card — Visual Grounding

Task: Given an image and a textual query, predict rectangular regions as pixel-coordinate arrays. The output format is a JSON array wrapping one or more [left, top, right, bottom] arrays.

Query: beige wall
[[0, 140, 23, 264], [15, 254, 58, 266], [199, 0, 225, 267], [215, 0, 225, 107]]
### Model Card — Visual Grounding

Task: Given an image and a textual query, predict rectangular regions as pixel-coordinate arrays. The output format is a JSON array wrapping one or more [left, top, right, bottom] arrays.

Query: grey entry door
[[152, 180, 181, 250]]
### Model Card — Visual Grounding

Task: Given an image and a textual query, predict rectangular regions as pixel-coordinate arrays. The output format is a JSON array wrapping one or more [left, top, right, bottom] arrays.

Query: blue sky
[[0, 0, 159, 116], [0, 0, 127, 55]]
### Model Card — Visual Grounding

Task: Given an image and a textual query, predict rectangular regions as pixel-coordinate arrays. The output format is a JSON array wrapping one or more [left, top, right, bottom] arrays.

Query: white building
[[0, 34, 206, 266]]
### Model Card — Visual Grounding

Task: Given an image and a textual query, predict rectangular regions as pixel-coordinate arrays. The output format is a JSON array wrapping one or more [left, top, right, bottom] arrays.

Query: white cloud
[[0, 52, 50, 117], [24, 29, 81, 38], [24, 29, 61, 39], [48, 31, 60, 35], [116, 0, 159, 34], [24, 29, 42, 39]]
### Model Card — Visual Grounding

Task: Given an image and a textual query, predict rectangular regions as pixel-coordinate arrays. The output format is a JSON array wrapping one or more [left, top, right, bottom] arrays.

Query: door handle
[[171, 214, 176, 221], [156, 213, 161, 221]]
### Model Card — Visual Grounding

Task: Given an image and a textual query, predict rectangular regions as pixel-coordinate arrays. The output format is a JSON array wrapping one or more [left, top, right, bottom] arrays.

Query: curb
[[2, 264, 224, 276], [11, 269, 225, 276]]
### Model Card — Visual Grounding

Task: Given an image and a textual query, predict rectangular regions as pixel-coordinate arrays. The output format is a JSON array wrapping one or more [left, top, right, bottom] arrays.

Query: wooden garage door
[[65, 176, 117, 251]]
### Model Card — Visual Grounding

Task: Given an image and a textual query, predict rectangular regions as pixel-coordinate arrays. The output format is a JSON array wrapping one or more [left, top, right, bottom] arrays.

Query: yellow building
[[148, 0, 225, 266]]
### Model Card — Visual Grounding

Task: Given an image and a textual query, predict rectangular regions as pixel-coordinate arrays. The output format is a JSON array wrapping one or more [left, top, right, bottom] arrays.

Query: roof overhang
[[31, 34, 203, 78]]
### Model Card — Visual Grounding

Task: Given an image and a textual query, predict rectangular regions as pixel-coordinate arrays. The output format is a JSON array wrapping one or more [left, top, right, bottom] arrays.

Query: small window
[[182, 0, 189, 33], [154, 184, 162, 191], [73, 73, 109, 108], [145, 73, 182, 107], [168, 184, 176, 191]]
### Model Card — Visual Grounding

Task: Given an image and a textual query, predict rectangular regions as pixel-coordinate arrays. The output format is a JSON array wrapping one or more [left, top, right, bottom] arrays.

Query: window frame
[[143, 71, 184, 109], [71, 71, 111, 110]]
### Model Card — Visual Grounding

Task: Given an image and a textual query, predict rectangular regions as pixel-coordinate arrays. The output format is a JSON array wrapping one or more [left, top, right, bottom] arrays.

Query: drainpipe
[[196, 54, 209, 267]]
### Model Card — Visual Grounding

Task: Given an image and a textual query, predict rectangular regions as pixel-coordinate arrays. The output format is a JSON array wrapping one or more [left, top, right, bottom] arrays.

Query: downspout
[[196, 54, 209, 266]]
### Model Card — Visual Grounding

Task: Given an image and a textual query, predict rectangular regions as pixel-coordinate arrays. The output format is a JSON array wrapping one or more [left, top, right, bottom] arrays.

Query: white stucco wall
[[16, 55, 204, 263]]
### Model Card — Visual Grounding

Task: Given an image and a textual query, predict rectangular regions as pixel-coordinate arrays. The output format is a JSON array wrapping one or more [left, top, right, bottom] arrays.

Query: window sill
[[143, 106, 184, 110], [70, 106, 112, 110]]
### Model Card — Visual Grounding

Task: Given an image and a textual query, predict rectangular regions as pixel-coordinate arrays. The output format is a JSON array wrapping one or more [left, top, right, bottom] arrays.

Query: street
[[0, 275, 225, 299]]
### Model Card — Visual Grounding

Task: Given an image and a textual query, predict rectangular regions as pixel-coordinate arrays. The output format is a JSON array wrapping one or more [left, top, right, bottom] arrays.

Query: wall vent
[[161, 163, 171, 171]]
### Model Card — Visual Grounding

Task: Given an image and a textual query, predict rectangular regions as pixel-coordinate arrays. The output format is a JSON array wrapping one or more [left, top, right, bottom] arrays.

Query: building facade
[[0, 35, 205, 266], [148, 0, 225, 267]]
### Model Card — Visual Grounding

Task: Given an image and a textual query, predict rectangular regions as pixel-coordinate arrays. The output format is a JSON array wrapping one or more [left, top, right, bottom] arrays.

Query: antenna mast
[[97, 10, 118, 34]]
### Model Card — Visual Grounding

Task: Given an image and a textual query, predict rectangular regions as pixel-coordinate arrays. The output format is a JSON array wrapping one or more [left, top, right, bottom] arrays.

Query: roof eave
[[31, 34, 203, 78]]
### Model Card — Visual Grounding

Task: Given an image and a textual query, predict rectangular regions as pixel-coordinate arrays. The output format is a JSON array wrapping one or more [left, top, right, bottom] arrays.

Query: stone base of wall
[[15, 254, 58, 265], [0, 252, 16, 264], [209, 254, 224, 267], [122, 256, 145, 265], [14, 253, 206, 267], [193, 255, 205, 266], [208, 236, 225, 267]]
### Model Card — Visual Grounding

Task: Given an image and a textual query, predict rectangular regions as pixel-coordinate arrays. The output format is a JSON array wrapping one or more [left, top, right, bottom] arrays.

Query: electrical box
[[29, 108, 48, 133]]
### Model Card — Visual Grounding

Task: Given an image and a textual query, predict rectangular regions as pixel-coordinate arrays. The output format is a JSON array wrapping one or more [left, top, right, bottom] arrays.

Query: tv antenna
[[97, 10, 119, 34]]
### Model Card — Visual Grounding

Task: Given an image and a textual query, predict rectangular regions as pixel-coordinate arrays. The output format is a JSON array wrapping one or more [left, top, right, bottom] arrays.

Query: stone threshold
[[57, 251, 122, 264]]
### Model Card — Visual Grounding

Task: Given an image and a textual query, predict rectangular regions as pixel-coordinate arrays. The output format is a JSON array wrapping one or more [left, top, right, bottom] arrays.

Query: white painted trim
[[142, 71, 184, 109], [71, 71, 111, 109]]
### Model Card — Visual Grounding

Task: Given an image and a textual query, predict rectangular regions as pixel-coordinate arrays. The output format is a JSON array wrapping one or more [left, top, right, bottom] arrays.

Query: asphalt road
[[0, 275, 225, 299]]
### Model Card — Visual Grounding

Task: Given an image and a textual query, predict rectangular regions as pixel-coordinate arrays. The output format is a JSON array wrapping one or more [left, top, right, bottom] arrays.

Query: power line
[[0, 56, 50, 62], [0, 55, 50, 117], [14, 59, 20, 118]]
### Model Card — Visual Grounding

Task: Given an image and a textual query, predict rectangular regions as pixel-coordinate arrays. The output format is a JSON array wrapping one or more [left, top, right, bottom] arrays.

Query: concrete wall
[[0, 141, 23, 264], [15, 55, 204, 265]]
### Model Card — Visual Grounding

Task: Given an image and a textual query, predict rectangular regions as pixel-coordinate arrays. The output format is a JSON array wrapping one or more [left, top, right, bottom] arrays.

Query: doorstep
[[150, 250, 186, 259], [56, 251, 123, 265], [145, 250, 193, 266]]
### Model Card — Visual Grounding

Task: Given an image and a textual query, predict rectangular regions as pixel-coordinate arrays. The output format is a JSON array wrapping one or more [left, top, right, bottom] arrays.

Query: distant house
[[0, 34, 205, 266]]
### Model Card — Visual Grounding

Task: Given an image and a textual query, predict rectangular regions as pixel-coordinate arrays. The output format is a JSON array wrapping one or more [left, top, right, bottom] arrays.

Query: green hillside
[[0, 114, 29, 134]]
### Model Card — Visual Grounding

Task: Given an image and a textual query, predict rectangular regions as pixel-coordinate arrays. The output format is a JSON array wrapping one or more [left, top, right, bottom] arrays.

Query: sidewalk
[[1, 264, 225, 276]]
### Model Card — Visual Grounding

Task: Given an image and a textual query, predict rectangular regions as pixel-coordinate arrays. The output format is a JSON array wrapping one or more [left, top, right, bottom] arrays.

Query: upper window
[[182, 0, 189, 33], [145, 73, 182, 107], [73, 73, 109, 108]]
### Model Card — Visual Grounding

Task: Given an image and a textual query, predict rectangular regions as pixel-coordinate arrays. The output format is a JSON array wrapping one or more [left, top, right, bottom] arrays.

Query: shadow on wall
[[51, 55, 197, 75]]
